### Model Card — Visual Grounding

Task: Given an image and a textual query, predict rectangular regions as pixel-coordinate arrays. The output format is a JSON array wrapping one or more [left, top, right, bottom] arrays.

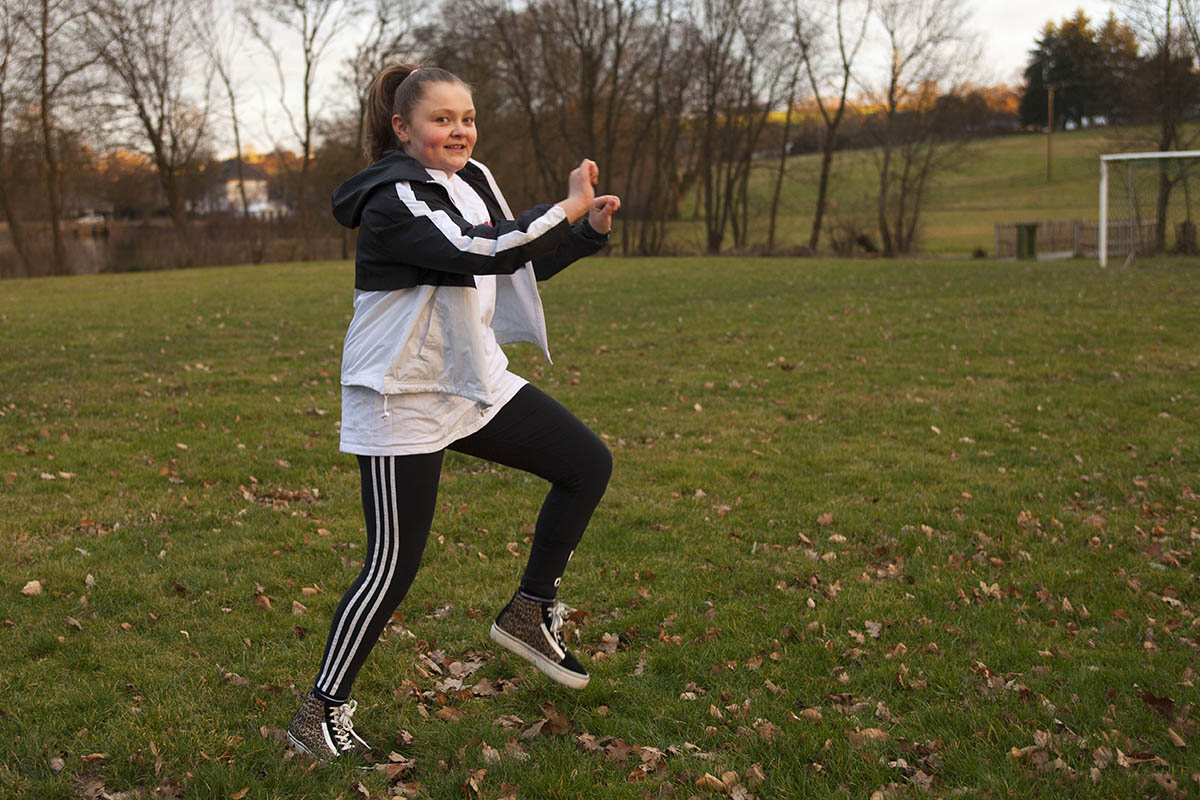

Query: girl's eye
[[464, 117, 474, 125]]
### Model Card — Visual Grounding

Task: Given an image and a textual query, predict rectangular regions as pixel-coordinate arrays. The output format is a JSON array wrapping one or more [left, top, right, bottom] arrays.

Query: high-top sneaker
[[490, 592, 590, 689], [286, 693, 371, 761]]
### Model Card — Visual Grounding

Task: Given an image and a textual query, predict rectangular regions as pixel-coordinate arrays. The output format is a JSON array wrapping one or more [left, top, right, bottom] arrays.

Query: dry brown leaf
[[504, 739, 530, 762], [464, 768, 487, 796], [482, 743, 501, 764], [696, 773, 726, 791], [756, 720, 781, 741], [1168, 727, 1186, 748], [21, 580, 42, 596], [434, 707, 463, 723], [229, 788, 249, 800], [520, 719, 547, 740], [848, 728, 889, 748]]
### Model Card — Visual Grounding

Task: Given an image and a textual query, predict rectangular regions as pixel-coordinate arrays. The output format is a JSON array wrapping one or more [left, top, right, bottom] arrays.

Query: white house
[[200, 159, 271, 215]]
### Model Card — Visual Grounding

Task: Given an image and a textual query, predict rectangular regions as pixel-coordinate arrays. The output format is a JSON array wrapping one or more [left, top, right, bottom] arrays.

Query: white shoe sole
[[490, 623, 590, 689], [287, 731, 373, 769]]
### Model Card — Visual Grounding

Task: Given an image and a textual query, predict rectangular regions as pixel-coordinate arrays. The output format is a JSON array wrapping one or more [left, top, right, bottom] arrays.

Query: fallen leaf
[[848, 728, 889, 748], [520, 719, 547, 740], [504, 739, 530, 762], [543, 703, 570, 735], [229, 788, 249, 800], [1141, 691, 1174, 718], [291, 600, 307, 615], [434, 707, 463, 723], [482, 743, 501, 764], [21, 580, 42, 596], [80, 753, 109, 763], [65, 616, 83, 631]]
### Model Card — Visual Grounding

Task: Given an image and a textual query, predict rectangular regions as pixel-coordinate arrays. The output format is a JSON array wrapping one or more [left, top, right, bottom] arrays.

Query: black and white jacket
[[331, 149, 607, 405]]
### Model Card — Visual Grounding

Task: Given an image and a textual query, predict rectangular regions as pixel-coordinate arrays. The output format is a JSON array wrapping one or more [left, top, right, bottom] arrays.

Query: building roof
[[217, 158, 269, 182]]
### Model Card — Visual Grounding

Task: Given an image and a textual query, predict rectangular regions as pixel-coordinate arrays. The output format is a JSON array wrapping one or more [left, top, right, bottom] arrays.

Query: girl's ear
[[391, 114, 407, 144]]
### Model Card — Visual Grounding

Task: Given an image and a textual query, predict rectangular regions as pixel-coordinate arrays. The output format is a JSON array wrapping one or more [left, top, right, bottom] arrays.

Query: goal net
[[1099, 150, 1200, 266]]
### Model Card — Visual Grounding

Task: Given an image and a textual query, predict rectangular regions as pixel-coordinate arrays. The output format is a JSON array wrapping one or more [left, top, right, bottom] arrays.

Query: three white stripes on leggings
[[316, 455, 398, 698]]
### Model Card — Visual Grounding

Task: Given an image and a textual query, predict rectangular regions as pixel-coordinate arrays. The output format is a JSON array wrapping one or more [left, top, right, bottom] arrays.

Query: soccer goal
[[1099, 150, 1200, 267]]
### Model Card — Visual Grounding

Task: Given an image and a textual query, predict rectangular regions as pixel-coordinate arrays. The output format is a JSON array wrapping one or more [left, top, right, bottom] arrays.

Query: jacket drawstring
[[381, 394, 391, 419]]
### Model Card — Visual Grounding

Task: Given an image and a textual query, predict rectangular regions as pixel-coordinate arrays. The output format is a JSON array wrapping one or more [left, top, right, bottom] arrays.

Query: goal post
[[1099, 150, 1200, 267]]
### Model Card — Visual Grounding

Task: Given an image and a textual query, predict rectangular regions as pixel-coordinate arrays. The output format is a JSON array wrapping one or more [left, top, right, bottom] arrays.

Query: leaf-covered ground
[[1, 256, 1197, 799]]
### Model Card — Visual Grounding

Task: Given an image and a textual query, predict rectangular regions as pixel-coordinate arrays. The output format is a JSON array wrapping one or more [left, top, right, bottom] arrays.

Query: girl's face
[[392, 81, 477, 174]]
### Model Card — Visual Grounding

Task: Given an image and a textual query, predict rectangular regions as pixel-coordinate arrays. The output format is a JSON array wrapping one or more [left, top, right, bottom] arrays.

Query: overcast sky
[[976, 1, 1118, 84]]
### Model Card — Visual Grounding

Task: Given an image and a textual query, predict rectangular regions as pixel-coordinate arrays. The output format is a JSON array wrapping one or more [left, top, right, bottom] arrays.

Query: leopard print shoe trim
[[494, 594, 559, 662], [287, 693, 333, 760]]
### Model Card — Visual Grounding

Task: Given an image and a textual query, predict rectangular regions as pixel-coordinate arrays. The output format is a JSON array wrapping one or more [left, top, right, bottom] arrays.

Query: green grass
[[2, 256, 1199, 799], [671, 124, 1199, 254]]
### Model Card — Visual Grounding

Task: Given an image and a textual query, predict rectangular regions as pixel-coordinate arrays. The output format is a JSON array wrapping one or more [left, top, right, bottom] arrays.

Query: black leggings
[[313, 384, 612, 702]]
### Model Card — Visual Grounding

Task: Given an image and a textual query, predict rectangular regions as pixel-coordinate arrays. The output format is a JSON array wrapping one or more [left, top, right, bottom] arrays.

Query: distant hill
[[667, 124, 1194, 256]]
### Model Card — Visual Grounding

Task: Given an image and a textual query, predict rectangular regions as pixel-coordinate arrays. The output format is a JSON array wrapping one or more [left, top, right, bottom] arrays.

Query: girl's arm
[[359, 160, 600, 278], [360, 192, 571, 277]]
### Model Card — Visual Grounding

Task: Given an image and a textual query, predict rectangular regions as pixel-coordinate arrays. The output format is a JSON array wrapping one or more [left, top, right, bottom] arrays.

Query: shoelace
[[330, 699, 359, 752], [546, 602, 569, 647]]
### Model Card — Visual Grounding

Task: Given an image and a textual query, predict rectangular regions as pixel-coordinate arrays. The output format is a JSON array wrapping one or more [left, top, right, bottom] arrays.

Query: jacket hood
[[332, 150, 440, 229]]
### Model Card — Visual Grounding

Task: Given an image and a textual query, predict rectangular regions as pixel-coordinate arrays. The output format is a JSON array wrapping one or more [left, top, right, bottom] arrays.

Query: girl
[[286, 64, 621, 762]]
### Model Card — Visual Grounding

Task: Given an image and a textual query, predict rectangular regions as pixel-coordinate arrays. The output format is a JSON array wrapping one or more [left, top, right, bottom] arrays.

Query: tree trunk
[[767, 75, 797, 253], [39, 0, 67, 275], [877, 137, 894, 257], [0, 178, 35, 276]]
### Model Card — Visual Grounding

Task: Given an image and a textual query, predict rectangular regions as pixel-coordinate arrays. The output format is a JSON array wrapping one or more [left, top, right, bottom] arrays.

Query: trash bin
[[1016, 222, 1038, 260]]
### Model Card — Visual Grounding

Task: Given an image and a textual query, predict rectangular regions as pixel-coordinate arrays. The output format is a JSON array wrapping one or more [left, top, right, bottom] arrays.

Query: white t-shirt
[[338, 168, 528, 456]]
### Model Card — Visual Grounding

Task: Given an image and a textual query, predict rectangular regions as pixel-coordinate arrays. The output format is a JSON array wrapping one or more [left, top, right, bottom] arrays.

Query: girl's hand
[[588, 195, 621, 234], [557, 159, 598, 221]]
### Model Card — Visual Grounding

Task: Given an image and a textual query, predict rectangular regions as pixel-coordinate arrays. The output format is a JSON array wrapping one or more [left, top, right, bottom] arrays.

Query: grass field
[[2, 255, 1198, 799]]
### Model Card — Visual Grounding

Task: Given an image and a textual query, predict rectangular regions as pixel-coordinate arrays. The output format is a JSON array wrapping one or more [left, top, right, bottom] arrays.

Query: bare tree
[[194, 0, 252, 216], [868, 0, 975, 255], [689, 0, 790, 253], [1118, 0, 1200, 250], [0, 0, 37, 276], [1183, 0, 1200, 50], [245, 0, 362, 258], [792, 0, 871, 252], [619, 0, 696, 255], [86, 0, 211, 265], [339, 0, 423, 157], [765, 64, 800, 252], [22, 0, 99, 274]]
